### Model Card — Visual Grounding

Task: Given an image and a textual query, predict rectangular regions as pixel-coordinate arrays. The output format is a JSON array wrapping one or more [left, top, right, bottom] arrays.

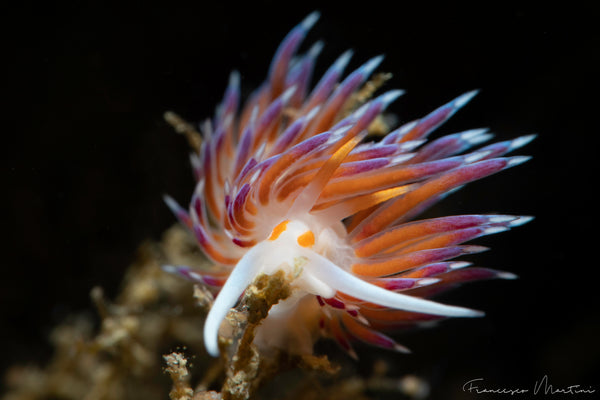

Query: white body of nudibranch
[[203, 218, 480, 357]]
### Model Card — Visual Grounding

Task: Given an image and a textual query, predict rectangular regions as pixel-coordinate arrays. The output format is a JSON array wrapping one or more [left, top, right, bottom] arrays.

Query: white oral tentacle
[[304, 250, 484, 318], [203, 244, 265, 357]]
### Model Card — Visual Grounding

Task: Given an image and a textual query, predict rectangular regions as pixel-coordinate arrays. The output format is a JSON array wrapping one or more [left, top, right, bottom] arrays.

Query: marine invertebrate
[[164, 11, 533, 359]]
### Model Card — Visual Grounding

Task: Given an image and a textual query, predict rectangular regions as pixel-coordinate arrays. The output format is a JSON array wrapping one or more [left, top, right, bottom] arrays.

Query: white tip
[[163, 194, 181, 213], [488, 215, 516, 224], [161, 264, 178, 274], [249, 105, 259, 124], [506, 155, 532, 167], [222, 113, 234, 129], [391, 153, 416, 164], [468, 133, 495, 146], [463, 245, 489, 254], [464, 150, 492, 163], [394, 343, 412, 354], [248, 168, 262, 186], [459, 128, 493, 145], [254, 142, 267, 160], [509, 134, 537, 150], [328, 125, 352, 142], [305, 105, 321, 122], [497, 271, 519, 280], [354, 313, 371, 326], [379, 89, 405, 109], [308, 40, 325, 59], [460, 128, 489, 140], [361, 55, 385, 76], [400, 139, 426, 151], [333, 49, 354, 72], [398, 120, 418, 135], [453, 90, 479, 109], [301, 11, 321, 31], [482, 226, 510, 235], [281, 85, 297, 103], [200, 119, 213, 139], [193, 179, 205, 197], [189, 152, 201, 168], [450, 261, 472, 270], [351, 102, 370, 121], [417, 278, 441, 287], [508, 215, 534, 227], [228, 70, 240, 88]]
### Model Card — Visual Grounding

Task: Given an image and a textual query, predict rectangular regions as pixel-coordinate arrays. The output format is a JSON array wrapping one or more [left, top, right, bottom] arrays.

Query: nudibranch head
[[164, 11, 534, 358]]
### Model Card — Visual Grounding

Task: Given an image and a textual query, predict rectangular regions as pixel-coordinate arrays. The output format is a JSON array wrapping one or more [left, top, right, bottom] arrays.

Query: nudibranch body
[[164, 12, 533, 358]]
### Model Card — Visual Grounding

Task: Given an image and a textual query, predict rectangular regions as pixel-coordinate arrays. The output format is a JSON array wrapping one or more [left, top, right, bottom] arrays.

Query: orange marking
[[297, 230, 315, 248], [246, 203, 258, 216], [351, 162, 502, 243], [346, 205, 378, 233], [351, 252, 426, 276], [308, 94, 345, 137], [298, 133, 366, 208], [319, 166, 419, 201], [258, 153, 296, 205], [277, 173, 313, 202], [313, 186, 412, 220], [268, 220, 289, 241], [384, 233, 454, 256], [354, 219, 441, 258]]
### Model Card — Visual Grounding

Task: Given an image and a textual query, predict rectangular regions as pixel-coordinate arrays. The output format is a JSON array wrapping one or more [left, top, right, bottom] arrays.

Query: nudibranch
[[164, 12, 534, 358]]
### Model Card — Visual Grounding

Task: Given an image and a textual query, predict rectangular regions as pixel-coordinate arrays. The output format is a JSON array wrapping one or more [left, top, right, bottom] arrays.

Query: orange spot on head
[[268, 220, 289, 241], [297, 230, 315, 248]]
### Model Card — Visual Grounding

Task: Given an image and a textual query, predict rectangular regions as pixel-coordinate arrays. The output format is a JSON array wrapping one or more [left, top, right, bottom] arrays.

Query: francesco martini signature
[[463, 375, 595, 395]]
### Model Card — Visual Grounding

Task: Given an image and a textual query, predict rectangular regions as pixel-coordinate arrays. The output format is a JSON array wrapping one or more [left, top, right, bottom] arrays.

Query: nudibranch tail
[[164, 11, 533, 358]]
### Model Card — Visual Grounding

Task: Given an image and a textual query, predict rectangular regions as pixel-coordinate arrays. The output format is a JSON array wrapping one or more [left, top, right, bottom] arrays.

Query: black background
[[3, 1, 599, 398]]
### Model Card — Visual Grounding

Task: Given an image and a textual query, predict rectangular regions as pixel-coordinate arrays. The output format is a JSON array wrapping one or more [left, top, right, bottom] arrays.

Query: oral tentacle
[[303, 250, 483, 318], [203, 244, 266, 357]]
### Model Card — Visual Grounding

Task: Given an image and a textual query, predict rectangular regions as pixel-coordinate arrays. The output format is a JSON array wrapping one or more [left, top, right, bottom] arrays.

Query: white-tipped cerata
[[301, 11, 321, 31], [453, 89, 479, 109], [360, 55, 385, 77], [333, 50, 354, 73]]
